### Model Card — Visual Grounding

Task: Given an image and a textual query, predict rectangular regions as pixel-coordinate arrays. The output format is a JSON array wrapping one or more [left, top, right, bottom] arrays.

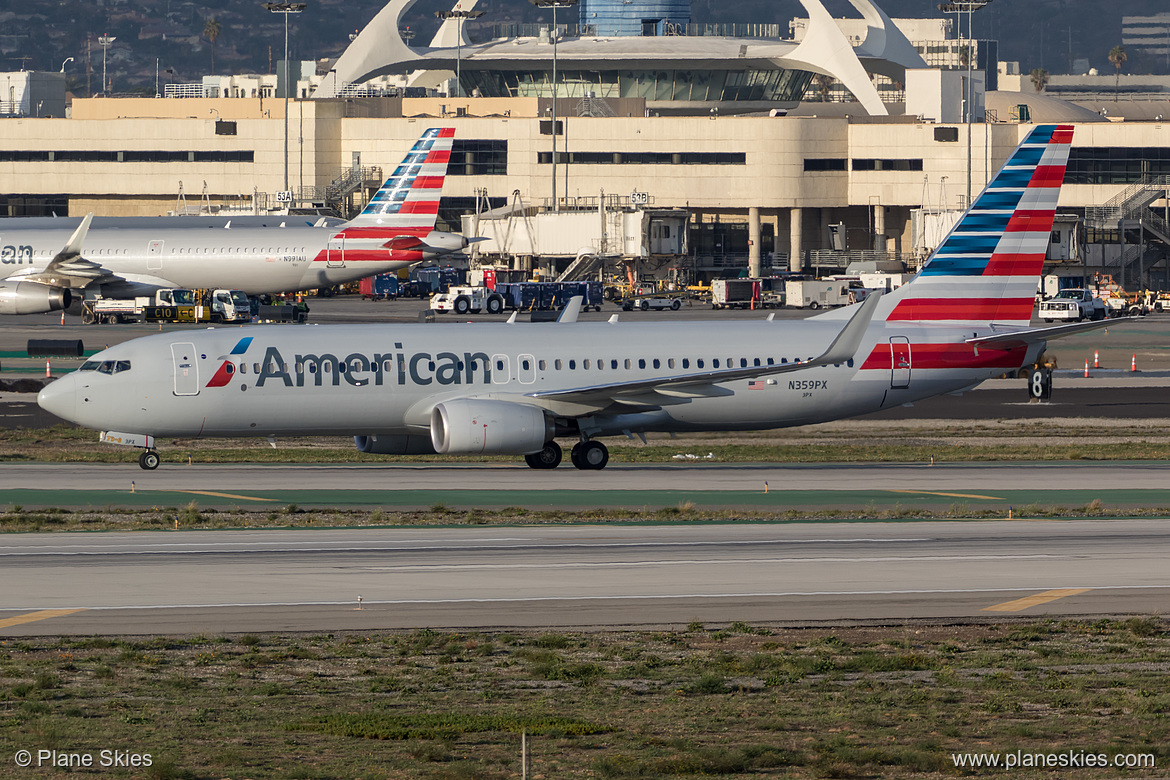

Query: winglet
[[557, 295, 583, 323], [814, 291, 882, 365], [506, 310, 518, 324], [61, 212, 93, 259]]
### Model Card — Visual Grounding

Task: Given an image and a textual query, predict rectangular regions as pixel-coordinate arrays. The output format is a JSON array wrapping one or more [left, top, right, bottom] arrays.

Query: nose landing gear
[[138, 449, 160, 470]]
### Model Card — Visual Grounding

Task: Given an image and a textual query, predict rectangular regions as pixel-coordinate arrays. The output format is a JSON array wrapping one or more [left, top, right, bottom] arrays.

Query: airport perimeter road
[[0, 520, 1166, 636], [5, 461, 1170, 511]]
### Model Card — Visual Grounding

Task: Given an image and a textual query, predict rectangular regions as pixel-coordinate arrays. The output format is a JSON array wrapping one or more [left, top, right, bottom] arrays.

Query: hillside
[[1, 0, 1165, 96]]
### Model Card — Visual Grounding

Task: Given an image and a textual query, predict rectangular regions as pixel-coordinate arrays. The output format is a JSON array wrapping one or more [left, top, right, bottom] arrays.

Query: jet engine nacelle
[[353, 434, 437, 455], [422, 230, 469, 256], [430, 399, 553, 455], [0, 282, 71, 315]]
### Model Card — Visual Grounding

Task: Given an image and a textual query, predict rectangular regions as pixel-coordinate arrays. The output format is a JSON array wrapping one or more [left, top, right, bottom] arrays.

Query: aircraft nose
[[37, 374, 78, 423]]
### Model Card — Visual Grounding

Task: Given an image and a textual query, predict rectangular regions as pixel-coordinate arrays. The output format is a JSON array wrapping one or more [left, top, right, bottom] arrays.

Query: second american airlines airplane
[[0, 128, 464, 315], [41, 125, 1104, 471]]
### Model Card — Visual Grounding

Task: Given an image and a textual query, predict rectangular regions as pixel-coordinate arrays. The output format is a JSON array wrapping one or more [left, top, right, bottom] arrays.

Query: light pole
[[529, 0, 579, 211], [938, 0, 993, 209], [434, 9, 484, 98], [263, 2, 306, 196], [59, 57, 74, 73], [98, 34, 115, 94]]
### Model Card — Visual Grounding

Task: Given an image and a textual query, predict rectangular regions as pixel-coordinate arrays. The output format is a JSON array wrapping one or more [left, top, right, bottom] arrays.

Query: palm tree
[[203, 17, 222, 74], [1108, 45, 1126, 101], [1030, 68, 1049, 93], [812, 74, 833, 103]]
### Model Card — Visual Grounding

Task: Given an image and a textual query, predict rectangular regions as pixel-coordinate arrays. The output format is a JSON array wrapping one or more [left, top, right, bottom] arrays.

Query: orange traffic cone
[[1132, 354, 1138, 372], [59, 311, 65, 325], [1084, 359, 1089, 378], [1093, 350, 1100, 368], [45, 359, 51, 378]]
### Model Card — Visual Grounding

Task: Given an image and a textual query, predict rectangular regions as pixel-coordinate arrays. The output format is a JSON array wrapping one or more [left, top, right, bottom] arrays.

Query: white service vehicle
[[622, 295, 682, 311], [430, 286, 506, 315], [1038, 288, 1106, 322], [84, 288, 195, 324]]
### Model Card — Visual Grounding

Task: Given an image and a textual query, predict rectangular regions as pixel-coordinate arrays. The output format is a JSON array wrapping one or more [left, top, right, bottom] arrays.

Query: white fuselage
[[0, 224, 461, 297], [38, 316, 1041, 442]]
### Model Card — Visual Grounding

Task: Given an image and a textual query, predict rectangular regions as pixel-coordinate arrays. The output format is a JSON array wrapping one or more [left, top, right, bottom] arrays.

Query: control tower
[[580, 0, 690, 37]]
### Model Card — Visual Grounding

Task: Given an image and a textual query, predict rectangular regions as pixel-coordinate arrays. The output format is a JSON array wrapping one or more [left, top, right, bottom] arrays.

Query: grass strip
[[1, 619, 1167, 779]]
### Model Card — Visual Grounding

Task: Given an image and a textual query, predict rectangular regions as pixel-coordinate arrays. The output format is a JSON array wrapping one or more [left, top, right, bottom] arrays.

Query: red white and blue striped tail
[[344, 128, 455, 230], [883, 124, 1074, 327]]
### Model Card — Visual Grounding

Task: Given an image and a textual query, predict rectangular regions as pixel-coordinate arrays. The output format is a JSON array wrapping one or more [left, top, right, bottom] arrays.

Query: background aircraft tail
[[343, 128, 455, 232], [880, 124, 1073, 327]]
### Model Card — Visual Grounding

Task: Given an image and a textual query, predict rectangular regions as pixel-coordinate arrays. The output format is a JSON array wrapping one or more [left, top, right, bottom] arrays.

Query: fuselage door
[[491, 353, 510, 385], [171, 342, 200, 396], [517, 353, 536, 384], [889, 336, 911, 389], [147, 240, 164, 271], [327, 235, 345, 268]]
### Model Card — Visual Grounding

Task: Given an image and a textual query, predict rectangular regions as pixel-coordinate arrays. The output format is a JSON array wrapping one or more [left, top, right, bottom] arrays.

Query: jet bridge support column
[[748, 207, 761, 278], [873, 202, 887, 252], [789, 207, 803, 273]]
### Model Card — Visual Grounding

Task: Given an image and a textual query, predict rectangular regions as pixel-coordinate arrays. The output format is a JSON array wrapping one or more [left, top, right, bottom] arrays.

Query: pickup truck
[[1038, 288, 1106, 322]]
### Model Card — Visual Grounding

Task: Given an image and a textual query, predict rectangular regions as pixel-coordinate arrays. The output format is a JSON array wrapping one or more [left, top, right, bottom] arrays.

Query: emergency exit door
[[889, 337, 911, 389], [326, 236, 345, 268], [171, 342, 199, 396]]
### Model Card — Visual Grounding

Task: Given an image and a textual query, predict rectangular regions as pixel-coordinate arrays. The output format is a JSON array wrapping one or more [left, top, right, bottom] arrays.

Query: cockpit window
[[89, 360, 131, 374]]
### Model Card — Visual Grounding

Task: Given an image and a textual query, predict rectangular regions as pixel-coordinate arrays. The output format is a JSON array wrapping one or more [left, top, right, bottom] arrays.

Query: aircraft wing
[[966, 317, 1125, 352], [21, 213, 114, 288], [526, 292, 882, 414]]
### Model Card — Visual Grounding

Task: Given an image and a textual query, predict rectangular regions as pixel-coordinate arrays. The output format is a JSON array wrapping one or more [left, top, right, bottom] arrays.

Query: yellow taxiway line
[[982, 588, 1093, 613], [164, 490, 279, 502], [0, 609, 87, 630], [888, 489, 1004, 500]]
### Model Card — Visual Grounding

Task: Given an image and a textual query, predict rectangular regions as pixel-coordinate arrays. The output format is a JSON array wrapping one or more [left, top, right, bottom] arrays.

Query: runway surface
[[0, 520, 1167, 636], [5, 460, 1170, 510]]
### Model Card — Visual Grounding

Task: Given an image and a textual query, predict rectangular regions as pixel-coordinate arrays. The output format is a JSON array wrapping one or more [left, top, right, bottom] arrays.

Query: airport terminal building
[[1, 0, 1168, 286]]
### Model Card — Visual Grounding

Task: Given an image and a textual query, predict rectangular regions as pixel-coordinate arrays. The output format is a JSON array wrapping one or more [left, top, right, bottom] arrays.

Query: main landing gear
[[524, 440, 610, 470], [571, 440, 609, 470], [138, 449, 160, 470]]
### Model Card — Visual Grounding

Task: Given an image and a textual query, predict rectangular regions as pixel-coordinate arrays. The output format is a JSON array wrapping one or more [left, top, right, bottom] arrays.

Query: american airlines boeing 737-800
[[0, 128, 463, 315], [40, 125, 1105, 471]]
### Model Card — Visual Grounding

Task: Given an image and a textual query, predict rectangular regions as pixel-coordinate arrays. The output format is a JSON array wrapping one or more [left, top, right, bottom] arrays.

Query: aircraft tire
[[454, 296, 471, 315], [486, 295, 504, 314], [525, 441, 562, 469], [139, 450, 160, 470], [571, 440, 609, 470]]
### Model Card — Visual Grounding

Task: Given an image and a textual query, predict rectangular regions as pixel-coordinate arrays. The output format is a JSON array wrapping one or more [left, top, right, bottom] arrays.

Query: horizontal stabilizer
[[966, 317, 1126, 351], [383, 236, 425, 250]]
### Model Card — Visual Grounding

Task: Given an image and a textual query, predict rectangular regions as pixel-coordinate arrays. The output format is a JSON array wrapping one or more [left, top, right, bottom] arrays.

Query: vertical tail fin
[[883, 124, 1074, 327], [344, 127, 455, 230]]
